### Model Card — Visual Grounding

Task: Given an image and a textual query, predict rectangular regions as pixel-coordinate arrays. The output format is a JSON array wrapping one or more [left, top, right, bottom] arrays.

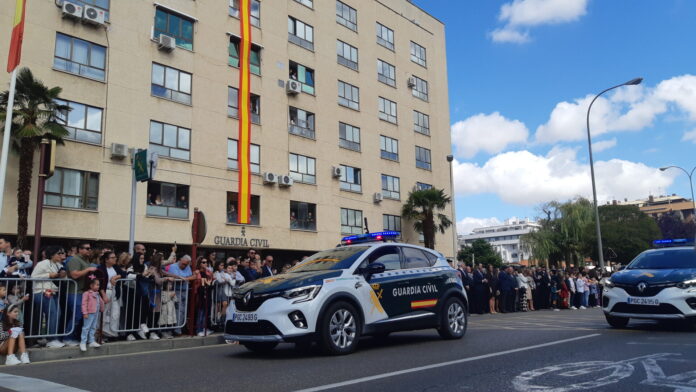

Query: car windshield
[[290, 246, 369, 272], [627, 248, 696, 269]]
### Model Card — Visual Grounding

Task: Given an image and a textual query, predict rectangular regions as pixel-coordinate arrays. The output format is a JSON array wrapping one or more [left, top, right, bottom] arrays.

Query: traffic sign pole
[[128, 150, 139, 255]]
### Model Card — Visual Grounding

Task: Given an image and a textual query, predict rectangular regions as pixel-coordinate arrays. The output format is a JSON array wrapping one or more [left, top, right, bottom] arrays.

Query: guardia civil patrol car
[[224, 232, 468, 355], [603, 240, 696, 328]]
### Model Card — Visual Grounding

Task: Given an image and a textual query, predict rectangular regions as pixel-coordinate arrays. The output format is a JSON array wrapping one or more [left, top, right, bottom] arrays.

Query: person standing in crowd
[[498, 267, 517, 313], [164, 255, 198, 336], [159, 279, 177, 339], [524, 269, 536, 311], [1, 304, 29, 365], [577, 272, 588, 309], [462, 266, 473, 307], [194, 258, 214, 336], [472, 264, 487, 314], [238, 258, 253, 282], [488, 266, 499, 314], [97, 251, 127, 340], [536, 268, 551, 310], [550, 270, 560, 311], [80, 278, 104, 352], [261, 255, 274, 277], [30, 246, 66, 348], [0, 238, 12, 271], [65, 242, 98, 346]]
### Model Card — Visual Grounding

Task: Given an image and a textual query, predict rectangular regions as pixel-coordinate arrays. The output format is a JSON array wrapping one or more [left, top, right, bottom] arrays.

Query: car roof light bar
[[341, 231, 400, 245]]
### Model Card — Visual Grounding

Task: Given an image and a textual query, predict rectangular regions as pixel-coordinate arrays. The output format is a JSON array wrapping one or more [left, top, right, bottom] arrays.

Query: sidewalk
[[1, 334, 227, 365]]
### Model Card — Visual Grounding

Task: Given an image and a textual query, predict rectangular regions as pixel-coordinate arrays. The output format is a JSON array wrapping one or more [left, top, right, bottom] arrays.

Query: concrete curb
[[2, 334, 226, 364]]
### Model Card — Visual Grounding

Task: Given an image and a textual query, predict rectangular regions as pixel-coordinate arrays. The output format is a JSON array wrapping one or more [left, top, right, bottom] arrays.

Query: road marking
[[0, 373, 89, 392], [294, 333, 601, 392]]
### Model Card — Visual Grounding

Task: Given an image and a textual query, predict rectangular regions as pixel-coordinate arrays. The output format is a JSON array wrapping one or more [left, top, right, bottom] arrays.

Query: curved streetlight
[[447, 154, 458, 261], [659, 165, 696, 242], [587, 77, 643, 271]]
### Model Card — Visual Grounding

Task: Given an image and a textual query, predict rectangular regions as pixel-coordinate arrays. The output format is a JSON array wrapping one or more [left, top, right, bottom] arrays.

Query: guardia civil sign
[[133, 149, 150, 182]]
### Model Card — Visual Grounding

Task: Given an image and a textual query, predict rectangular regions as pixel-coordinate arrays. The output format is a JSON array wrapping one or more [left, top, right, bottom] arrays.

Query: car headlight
[[677, 279, 696, 290], [602, 278, 614, 288], [282, 285, 322, 303]]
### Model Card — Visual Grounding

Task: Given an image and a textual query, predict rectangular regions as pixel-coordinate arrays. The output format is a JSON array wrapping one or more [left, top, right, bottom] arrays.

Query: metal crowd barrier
[[113, 278, 189, 333], [209, 280, 235, 329], [0, 277, 78, 339]]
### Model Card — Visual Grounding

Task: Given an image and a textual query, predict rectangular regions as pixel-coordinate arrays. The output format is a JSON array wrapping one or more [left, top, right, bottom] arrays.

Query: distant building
[[615, 195, 695, 222], [458, 218, 541, 264]]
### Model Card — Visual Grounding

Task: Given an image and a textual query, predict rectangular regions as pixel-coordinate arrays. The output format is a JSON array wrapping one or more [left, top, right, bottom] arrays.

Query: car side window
[[366, 246, 401, 271], [423, 251, 438, 266], [401, 247, 431, 269]]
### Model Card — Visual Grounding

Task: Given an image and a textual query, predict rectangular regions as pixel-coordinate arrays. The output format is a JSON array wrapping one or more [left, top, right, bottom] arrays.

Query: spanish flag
[[236, 0, 252, 224], [7, 0, 27, 73]]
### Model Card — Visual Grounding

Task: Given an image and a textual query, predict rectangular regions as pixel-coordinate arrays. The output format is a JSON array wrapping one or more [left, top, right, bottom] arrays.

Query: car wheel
[[438, 297, 467, 339], [242, 342, 278, 353], [605, 314, 629, 328], [319, 301, 361, 355]]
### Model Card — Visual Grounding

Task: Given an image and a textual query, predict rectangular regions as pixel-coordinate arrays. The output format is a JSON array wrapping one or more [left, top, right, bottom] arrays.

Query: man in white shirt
[[0, 238, 11, 271]]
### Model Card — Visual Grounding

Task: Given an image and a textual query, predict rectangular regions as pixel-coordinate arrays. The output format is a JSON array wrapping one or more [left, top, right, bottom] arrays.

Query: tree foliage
[[401, 188, 452, 250], [657, 211, 696, 240], [457, 239, 503, 268]]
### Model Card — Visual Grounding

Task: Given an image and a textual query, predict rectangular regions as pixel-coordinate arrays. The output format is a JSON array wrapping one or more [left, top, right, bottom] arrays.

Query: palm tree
[[0, 68, 69, 248], [401, 188, 452, 250]]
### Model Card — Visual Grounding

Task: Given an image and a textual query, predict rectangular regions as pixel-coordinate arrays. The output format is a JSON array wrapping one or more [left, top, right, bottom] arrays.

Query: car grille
[[614, 283, 676, 297], [225, 320, 281, 336], [233, 291, 281, 311], [611, 302, 682, 315]]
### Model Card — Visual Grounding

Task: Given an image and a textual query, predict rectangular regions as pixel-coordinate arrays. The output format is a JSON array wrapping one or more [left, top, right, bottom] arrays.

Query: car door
[[400, 246, 443, 312], [357, 245, 414, 319]]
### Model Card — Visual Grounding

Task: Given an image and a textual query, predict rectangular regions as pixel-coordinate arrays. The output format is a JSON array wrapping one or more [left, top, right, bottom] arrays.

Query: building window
[[415, 146, 432, 170], [289, 107, 316, 139], [146, 181, 189, 219], [381, 174, 400, 200], [54, 99, 103, 144], [337, 40, 358, 71], [149, 121, 191, 161], [410, 41, 427, 67], [339, 122, 360, 151], [383, 214, 401, 232], [154, 8, 194, 50], [416, 182, 432, 190], [229, 36, 261, 75], [289, 61, 315, 95], [338, 81, 359, 110], [340, 165, 361, 193], [230, 0, 260, 28], [289, 153, 316, 184], [288, 17, 314, 51], [250, 94, 261, 124], [227, 192, 260, 225], [44, 168, 99, 210], [227, 139, 260, 174], [411, 75, 429, 101], [151, 63, 192, 105], [294, 0, 313, 8], [53, 33, 106, 81], [378, 97, 397, 124], [380, 135, 399, 161], [290, 201, 316, 231], [377, 59, 396, 87], [228, 87, 238, 118], [341, 208, 363, 235], [414, 110, 430, 135], [376, 22, 394, 51], [336, 1, 357, 31]]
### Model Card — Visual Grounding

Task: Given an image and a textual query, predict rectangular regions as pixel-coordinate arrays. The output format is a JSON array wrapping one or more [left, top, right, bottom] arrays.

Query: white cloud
[[591, 138, 617, 152], [452, 147, 675, 206], [683, 129, 696, 143], [491, 0, 588, 43], [457, 217, 502, 235], [451, 112, 529, 158]]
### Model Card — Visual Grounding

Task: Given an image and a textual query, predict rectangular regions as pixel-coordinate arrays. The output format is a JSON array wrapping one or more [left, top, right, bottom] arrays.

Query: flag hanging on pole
[[7, 0, 27, 73], [236, 0, 252, 224]]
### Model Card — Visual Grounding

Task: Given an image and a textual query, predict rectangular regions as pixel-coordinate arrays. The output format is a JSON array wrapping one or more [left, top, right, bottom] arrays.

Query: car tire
[[605, 314, 629, 328], [438, 297, 467, 339], [242, 342, 278, 353], [319, 301, 361, 355]]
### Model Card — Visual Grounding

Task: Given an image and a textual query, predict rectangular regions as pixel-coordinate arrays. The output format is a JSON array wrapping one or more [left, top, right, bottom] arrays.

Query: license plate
[[233, 312, 258, 323], [627, 297, 659, 306]]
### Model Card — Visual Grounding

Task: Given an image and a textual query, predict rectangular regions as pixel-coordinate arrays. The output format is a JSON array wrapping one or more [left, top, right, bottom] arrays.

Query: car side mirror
[[363, 262, 385, 280]]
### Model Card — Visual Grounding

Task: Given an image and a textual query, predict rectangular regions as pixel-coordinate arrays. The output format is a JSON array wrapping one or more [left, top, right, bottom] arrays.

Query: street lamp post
[[447, 155, 458, 261], [659, 165, 696, 242], [586, 77, 643, 272]]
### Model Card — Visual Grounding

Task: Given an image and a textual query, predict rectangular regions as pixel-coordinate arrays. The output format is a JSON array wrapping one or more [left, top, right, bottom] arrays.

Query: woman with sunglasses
[[30, 245, 67, 348], [194, 258, 214, 336]]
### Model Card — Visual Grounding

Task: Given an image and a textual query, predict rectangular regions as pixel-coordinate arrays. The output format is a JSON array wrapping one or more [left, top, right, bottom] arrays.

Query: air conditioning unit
[[373, 192, 384, 203], [407, 77, 417, 88], [278, 175, 294, 187], [157, 34, 176, 52], [331, 166, 343, 178], [82, 5, 106, 25], [286, 80, 301, 95], [263, 172, 277, 185], [62, 1, 83, 19], [110, 143, 128, 160]]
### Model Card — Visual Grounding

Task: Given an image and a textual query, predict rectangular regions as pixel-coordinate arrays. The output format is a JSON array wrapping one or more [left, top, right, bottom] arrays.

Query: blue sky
[[413, 0, 696, 233]]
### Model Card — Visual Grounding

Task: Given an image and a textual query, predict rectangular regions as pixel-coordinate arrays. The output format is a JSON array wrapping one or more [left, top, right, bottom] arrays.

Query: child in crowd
[[159, 280, 177, 339], [80, 278, 104, 352], [7, 284, 29, 323], [0, 304, 29, 365], [0, 285, 8, 313], [4, 248, 32, 278]]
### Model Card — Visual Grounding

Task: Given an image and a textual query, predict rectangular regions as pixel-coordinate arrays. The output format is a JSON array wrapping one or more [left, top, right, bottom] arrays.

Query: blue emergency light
[[341, 231, 400, 245], [653, 238, 692, 247]]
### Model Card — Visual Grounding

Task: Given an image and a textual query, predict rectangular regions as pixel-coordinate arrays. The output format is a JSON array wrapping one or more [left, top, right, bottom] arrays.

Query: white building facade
[[459, 218, 541, 264]]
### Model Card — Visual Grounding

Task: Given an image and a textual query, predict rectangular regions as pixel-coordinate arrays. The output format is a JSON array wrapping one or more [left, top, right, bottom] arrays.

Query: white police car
[[603, 241, 696, 328], [224, 232, 468, 355]]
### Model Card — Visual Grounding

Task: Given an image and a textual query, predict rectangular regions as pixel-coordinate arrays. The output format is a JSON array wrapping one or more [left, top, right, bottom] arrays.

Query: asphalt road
[[2, 309, 696, 392]]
